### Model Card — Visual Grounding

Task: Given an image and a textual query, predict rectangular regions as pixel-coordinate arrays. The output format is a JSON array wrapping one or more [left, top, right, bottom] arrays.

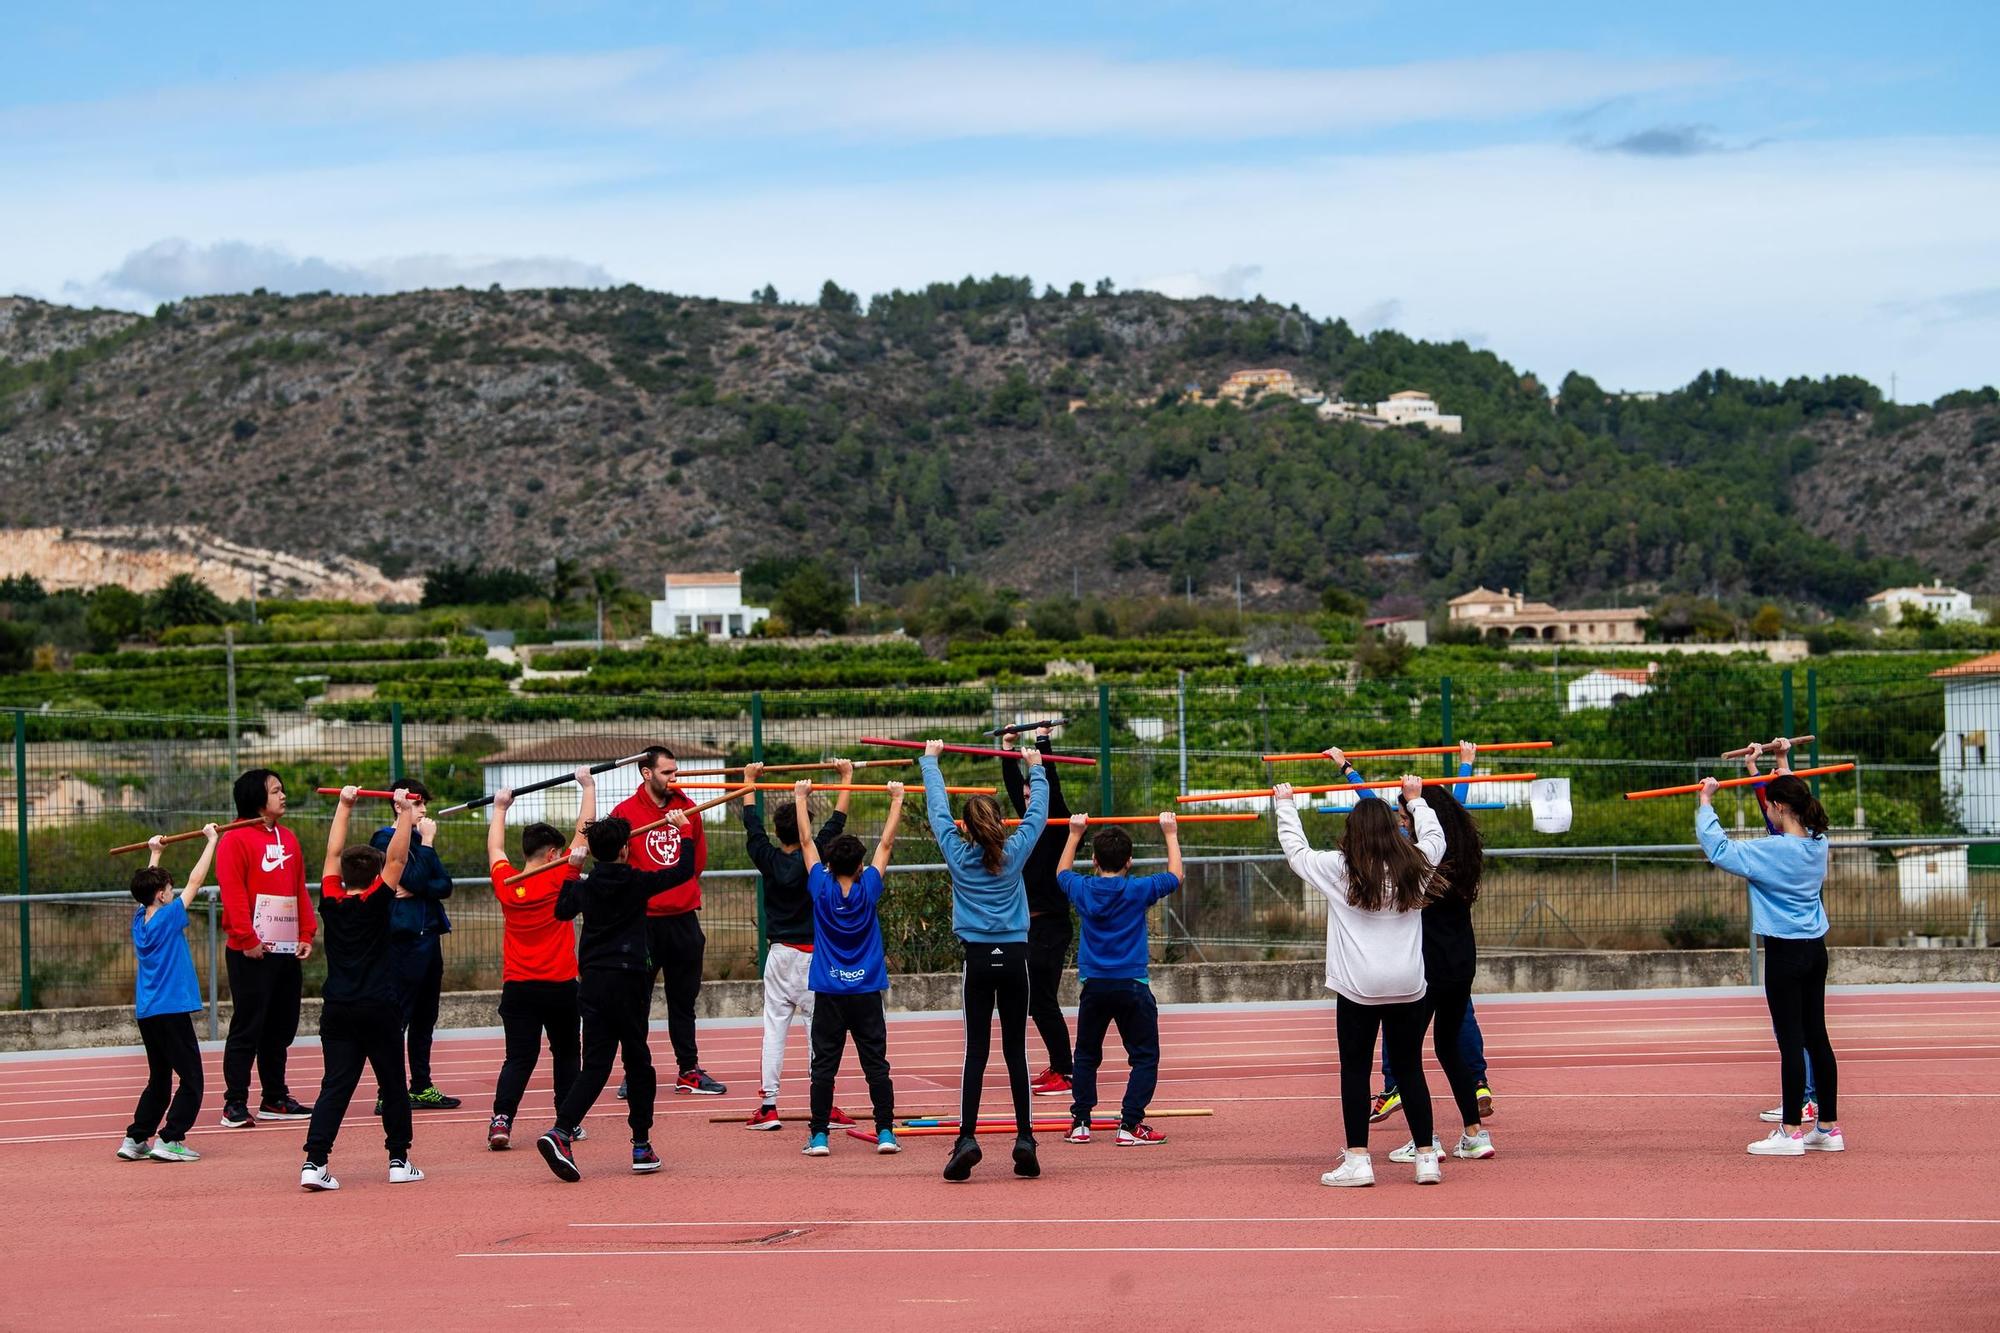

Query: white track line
[[459, 1244, 2000, 1259], [568, 1214, 2000, 1229]]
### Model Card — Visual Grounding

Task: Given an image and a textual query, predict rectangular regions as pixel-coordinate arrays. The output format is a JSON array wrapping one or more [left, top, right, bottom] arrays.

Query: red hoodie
[[217, 821, 317, 953], [611, 785, 706, 916]]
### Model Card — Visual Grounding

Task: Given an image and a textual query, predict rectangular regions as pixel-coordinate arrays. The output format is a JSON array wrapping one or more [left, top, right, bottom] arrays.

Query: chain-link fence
[[4, 655, 1997, 1009]]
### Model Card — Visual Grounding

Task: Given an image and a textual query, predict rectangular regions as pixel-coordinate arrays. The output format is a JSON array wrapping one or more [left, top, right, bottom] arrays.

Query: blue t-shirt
[[1056, 868, 1182, 981], [807, 864, 888, 994], [1695, 805, 1830, 939], [133, 898, 202, 1019]]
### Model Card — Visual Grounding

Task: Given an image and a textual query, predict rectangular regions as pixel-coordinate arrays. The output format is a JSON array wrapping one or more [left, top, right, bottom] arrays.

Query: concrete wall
[[7, 948, 1997, 1053]]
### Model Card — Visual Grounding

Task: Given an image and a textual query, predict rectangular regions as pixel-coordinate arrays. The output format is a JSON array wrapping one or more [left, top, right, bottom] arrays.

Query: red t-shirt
[[610, 787, 707, 916], [490, 858, 580, 983], [216, 821, 316, 952]]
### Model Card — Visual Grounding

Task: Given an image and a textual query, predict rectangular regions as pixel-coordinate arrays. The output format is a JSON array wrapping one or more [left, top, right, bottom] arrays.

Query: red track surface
[[5, 987, 1998, 1330]]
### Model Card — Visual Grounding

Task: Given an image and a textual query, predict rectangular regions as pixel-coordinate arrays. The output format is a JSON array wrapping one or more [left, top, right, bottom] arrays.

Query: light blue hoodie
[[923, 755, 1047, 943], [1695, 804, 1829, 939]]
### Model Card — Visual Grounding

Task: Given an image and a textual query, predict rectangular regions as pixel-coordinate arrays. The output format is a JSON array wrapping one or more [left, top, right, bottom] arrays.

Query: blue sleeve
[[1057, 868, 1089, 906], [1002, 767, 1050, 868], [1137, 872, 1182, 905], [1695, 804, 1762, 882], [806, 863, 833, 906], [920, 757, 964, 854], [1348, 766, 1381, 803], [1454, 760, 1472, 803], [862, 866, 885, 908]]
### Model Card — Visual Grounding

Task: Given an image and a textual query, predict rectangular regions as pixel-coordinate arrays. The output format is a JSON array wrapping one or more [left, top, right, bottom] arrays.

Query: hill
[[1, 282, 1994, 609]]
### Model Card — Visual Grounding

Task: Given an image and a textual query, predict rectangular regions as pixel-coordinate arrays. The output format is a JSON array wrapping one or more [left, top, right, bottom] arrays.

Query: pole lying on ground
[[502, 785, 753, 885], [1719, 735, 1816, 760], [904, 1109, 1211, 1126], [109, 817, 262, 857], [674, 759, 913, 776], [1622, 762, 1853, 801], [435, 750, 653, 817], [1261, 741, 1553, 763], [1177, 772, 1535, 805], [860, 736, 1096, 766], [671, 781, 994, 795]]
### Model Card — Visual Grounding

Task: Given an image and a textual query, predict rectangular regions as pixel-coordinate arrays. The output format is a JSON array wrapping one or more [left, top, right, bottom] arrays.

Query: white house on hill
[[1869, 585, 1986, 625], [1932, 654, 2000, 833], [651, 571, 770, 639], [480, 734, 731, 827], [1566, 666, 1656, 712]]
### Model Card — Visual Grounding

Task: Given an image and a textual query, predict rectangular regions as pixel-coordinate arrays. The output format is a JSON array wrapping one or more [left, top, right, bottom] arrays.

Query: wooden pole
[[1719, 735, 1816, 760], [109, 817, 261, 857], [502, 785, 752, 885]]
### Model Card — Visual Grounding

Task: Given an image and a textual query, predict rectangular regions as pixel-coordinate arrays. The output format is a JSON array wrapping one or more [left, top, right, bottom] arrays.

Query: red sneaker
[[1117, 1123, 1167, 1146], [744, 1106, 782, 1131], [1033, 1072, 1072, 1098], [1031, 1066, 1058, 1088], [828, 1106, 856, 1127], [487, 1114, 512, 1150], [676, 1068, 727, 1095]]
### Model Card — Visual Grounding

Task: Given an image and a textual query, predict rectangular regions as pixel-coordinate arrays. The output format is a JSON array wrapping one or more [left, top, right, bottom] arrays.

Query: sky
[[3, 1, 1995, 400]]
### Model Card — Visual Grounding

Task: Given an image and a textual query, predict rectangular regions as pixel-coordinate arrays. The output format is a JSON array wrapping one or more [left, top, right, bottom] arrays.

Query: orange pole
[[670, 781, 991, 795], [1622, 762, 1854, 801], [1177, 773, 1535, 805], [1261, 741, 1553, 763], [109, 816, 262, 857], [314, 787, 399, 798], [1006, 813, 1261, 826], [675, 759, 913, 776], [503, 786, 753, 886]]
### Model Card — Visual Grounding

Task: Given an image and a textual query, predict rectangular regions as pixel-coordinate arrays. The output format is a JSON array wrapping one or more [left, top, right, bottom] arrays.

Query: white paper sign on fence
[[252, 893, 300, 955], [1530, 778, 1573, 835]]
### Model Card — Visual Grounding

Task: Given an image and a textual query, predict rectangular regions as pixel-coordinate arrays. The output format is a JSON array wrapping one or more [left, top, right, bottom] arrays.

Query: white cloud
[[1141, 263, 1264, 300]]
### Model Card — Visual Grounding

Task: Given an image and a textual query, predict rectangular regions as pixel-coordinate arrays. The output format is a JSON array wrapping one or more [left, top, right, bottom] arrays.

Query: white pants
[[760, 944, 815, 1101]]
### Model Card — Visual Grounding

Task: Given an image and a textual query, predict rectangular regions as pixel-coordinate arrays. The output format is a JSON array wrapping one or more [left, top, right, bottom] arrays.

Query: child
[[795, 777, 906, 1157], [483, 766, 595, 1151], [300, 786, 421, 1191], [998, 728, 1078, 1099], [921, 738, 1049, 1183], [370, 777, 460, 1111], [1743, 739, 1819, 1125], [739, 758, 858, 1131], [1273, 775, 1446, 1188], [216, 767, 315, 1128], [1053, 811, 1183, 1147], [117, 823, 220, 1164], [1696, 772, 1842, 1156], [535, 809, 699, 1183]]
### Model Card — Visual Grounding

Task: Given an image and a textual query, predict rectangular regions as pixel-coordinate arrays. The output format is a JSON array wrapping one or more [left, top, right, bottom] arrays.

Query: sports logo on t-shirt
[[260, 840, 292, 873], [644, 823, 683, 866]]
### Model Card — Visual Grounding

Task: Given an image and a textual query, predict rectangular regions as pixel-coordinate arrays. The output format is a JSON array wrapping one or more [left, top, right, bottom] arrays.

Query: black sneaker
[[537, 1128, 581, 1183], [220, 1099, 255, 1128], [410, 1085, 462, 1110], [616, 1080, 628, 1101], [259, 1094, 311, 1120], [675, 1068, 726, 1095], [942, 1135, 982, 1183], [1012, 1135, 1041, 1179]]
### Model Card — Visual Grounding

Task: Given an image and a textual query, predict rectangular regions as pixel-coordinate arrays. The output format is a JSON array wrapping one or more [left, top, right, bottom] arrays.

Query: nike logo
[[260, 843, 292, 873]]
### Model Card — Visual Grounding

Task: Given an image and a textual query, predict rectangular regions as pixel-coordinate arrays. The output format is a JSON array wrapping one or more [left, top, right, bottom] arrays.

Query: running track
[[3, 985, 1997, 1330]]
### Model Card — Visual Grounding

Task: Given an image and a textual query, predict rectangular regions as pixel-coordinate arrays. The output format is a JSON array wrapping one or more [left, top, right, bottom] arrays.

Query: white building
[[1364, 615, 1429, 647], [651, 571, 770, 639], [1316, 389, 1463, 434], [1933, 653, 2000, 833], [1566, 666, 1656, 712], [479, 734, 731, 828], [1869, 585, 1986, 625]]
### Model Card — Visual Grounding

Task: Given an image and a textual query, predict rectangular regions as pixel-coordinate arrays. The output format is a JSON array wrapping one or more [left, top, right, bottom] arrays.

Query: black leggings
[[1336, 995, 1432, 1150], [129, 1012, 204, 1142], [1027, 914, 1073, 1076], [1764, 935, 1838, 1124], [1427, 977, 1483, 1130], [305, 1002, 412, 1165], [960, 940, 1033, 1137]]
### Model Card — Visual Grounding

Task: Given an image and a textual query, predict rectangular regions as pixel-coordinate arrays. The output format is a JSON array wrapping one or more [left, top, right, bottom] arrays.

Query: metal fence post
[[1440, 676, 1454, 747], [224, 626, 239, 776], [13, 710, 29, 1010], [206, 892, 220, 1040], [389, 701, 405, 783], [752, 691, 767, 971], [1780, 669, 1795, 752], [1806, 668, 1821, 799], [1176, 670, 1188, 795], [1097, 683, 1114, 814]]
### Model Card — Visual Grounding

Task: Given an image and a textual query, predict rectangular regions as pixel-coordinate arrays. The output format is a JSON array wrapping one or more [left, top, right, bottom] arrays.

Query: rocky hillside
[[0, 283, 1992, 607]]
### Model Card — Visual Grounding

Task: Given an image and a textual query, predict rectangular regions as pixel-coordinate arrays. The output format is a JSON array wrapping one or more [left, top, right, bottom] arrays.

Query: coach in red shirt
[[610, 745, 726, 1096], [215, 768, 317, 1129]]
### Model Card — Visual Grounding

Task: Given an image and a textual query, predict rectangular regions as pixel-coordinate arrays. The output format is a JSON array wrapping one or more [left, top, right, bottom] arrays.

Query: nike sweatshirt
[[216, 820, 316, 953]]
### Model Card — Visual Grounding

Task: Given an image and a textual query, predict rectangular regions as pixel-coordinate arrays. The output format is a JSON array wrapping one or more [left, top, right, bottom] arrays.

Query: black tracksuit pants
[[647, 913, 705, 1074], [1068, 978, 1160, 1130], [304, 1001, 412, 1165], [1764, 934, 1839, 1124], [556, 970, 656, 1141], [1027, 913, 1073, 1076], [128, 1012, 204, 1142], [492, 979, 582, 1122], [1337, 994, 1433, 1150], [393, 932, 445, 1091], [959, 939, 1034, 1137], [809, 990, 895, 1135], [222, 949, 301, 1105]]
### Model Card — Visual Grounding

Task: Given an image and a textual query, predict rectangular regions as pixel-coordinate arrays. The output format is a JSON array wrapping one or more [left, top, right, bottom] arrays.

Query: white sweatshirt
[[1274, 798, 1445, 1005]]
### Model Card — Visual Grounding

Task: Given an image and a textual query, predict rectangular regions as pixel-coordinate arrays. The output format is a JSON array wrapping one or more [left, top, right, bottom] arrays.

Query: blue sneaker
[[803, 1131, 831, 1157], [876, 1128, 901, 1155], [631, 1142, 661, 1174]]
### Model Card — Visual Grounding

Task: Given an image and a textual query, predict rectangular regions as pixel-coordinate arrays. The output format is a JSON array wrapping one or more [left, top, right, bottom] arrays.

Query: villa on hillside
[[1449, 586, 1647, 644], [650, 571, 769, 639], [1869, 585, 1987, 625], [1216, 368, 1301, 402], [1317, 390, 1463, 434], [1566, 665, 1657, 712]]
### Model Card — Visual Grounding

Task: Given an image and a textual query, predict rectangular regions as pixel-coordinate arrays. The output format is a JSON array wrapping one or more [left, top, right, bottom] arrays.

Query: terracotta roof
[[1599, 668, 1654, 684], [1553, 608, 1648, 621], [480, 734, 729, 765], [1870, 585, 1962, 601], [1448, 586, 1510, 605], [1931, 652, 2000, 681], [662, 572, 742, 587], [1387, 390, 1433, 400]]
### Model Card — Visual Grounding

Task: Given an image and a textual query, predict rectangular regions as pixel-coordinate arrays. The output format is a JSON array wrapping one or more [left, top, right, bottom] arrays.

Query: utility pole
[[852, 565, 861, 608], [1235, 572, 1243, 615], [224, 625, 239, 775], [1185, 574, 1192, 604], [1072, 566, 1079, 600]]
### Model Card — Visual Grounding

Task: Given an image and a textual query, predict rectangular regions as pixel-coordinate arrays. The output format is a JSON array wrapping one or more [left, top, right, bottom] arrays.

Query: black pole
[[435, 750, 651, 817]]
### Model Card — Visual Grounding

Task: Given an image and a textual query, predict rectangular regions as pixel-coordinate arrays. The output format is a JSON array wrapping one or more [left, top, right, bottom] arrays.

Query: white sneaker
[[149, 1140, 201, 1162], [1454, 1130, 1495, 1160], [1414, 1150, 1442, 1185], [389, 1159, 425, 1183], [1065, 1122, 1091, 1144], [1803, 1126, 1845, 1153], [1748, 1129, 1806, 1156], [301, 1162, 340, 1191], [1388, 1136, 1443, 1163], [116, 1136, 152, 1161], [1760, 1100, 1817, 1123], [1320, 1152, 1375, 1188]]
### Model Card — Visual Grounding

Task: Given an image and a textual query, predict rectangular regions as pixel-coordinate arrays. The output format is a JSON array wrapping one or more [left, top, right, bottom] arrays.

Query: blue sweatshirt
[[1057, 868, 1182, 981], [806, 864, 888, 993], [1346, 761, 1472, 806], [923, 755, 1047, 943], [132, 898, 202, 1019], [1695, 804, 1829, 939], [370, 824, 453, 937]]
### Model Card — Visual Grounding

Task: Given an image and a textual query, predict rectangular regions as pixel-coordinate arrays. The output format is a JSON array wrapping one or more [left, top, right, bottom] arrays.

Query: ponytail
[[1763, 774, 1830, 837], [960, 794, 1009, 874]]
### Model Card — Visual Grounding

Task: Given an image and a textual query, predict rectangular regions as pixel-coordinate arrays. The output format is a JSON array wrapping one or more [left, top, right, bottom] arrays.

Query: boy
[[535, 808, 699, 1183], [369, 777, 460, 1110], [739, 757, 857, 1130], [483, 767, 594, 1150], [1054, 811, 1183, 1147], [117, 823, 220, 1164], [795, 778, 906, 1157], [299, 786, 421, 1191], [216, 767, 315, 1128]]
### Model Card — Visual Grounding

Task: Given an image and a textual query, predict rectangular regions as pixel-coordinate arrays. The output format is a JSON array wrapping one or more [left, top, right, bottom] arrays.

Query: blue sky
[[4, 1, 1995, 398]]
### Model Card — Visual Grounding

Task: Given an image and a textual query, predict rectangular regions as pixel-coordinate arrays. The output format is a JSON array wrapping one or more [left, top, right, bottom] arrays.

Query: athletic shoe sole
[[675, 1085, 725, 1096], [1117, 1137, 1166, 1147], [632, 1160, 663, 1173], [258, 1108, 311, 1120], [877, 1140, 901, 1155], [537, 1135, 582, 1182], [1321, 1172, 1374, 1188], [1012, 1141, 1041, 1178], [219, 1114, 254, 1128], [1454, 1145, 1496, 1160], [745, 1118, 783, 1131], [1032, 1087, 1071, 1097], [1476, 1092, 1493, 1119], [942, 1141, 983, 1182]]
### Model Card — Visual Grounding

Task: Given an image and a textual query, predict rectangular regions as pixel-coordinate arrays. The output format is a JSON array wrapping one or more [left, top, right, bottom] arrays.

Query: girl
[[1743, 739, 1818, 1126], [921, 738, 1050, 1182], [1274, 775, 1446, 1187], [1695, 772, 1842, 1155]]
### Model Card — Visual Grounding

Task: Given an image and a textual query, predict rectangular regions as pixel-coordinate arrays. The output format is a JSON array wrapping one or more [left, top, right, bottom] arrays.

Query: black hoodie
[[999, 736, 1074, 919], [556, 859, 697, 974]]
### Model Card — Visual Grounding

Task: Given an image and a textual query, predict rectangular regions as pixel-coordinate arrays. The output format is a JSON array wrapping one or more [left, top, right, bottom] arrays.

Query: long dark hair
[[1764, 774, 1830, 836], [960, 794, 1009, 874], [1420, 785, 1484, 904], [1338, 800, 1435, 912]]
